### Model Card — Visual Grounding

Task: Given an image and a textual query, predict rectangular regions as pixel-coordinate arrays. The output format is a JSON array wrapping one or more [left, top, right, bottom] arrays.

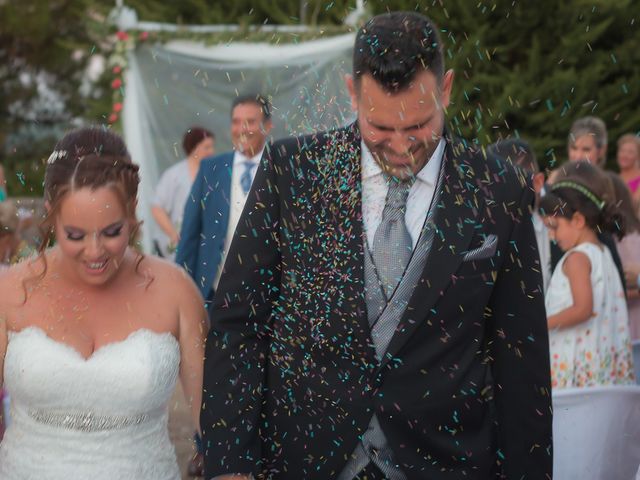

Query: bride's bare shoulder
[[135, 254, 199, 295], [136, 255, 191, 288], [0, 256, 46, 311]]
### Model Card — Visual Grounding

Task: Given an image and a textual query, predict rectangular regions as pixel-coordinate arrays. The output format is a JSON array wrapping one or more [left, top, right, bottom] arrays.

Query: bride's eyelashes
[[63, 223, 124, 241], [103, 224, 124, 238]]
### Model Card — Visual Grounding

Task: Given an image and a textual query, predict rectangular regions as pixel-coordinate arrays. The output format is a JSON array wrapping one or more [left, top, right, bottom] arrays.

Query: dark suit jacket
[[202, 125, 553, 479], [175, 151, 234, 299]]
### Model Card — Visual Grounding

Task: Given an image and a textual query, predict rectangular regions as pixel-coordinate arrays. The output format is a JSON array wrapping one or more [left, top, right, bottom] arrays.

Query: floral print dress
[[546, 242, 635, 388]]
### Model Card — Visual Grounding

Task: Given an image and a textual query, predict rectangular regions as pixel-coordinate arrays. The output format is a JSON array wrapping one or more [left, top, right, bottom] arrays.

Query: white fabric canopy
[[123, 35, 355, 253], [552, 385, 640, 479]]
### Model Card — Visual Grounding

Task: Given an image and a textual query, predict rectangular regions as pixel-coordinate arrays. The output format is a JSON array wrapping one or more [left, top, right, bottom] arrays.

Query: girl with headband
[[540, 161, 635, 388]]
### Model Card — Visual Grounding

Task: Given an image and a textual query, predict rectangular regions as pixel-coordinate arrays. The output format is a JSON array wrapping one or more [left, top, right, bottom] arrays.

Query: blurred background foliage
[[1, 0, 638, 196]]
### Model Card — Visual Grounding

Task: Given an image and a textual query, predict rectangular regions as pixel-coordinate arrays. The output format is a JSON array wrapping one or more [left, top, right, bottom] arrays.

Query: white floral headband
[[47, 150, 67, 165]]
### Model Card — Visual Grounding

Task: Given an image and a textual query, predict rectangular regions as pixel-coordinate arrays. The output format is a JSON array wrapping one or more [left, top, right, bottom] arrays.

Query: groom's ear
[[345, 74, 359, 113]]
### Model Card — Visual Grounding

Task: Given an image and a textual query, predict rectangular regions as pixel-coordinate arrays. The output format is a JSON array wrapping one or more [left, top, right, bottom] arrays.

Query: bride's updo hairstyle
[[23, 127, 145, 294], [41, 126, 141, 250]]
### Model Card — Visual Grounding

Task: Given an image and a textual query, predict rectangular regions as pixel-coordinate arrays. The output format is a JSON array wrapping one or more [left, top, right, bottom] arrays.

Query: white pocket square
[[463, 234, 498, 261]]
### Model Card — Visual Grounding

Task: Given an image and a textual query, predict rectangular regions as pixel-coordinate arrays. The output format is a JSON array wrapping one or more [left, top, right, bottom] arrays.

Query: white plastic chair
[[553, 385, 640, 479]]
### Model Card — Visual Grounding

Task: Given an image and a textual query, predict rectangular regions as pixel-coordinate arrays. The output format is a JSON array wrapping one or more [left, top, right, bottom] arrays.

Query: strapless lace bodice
[[0, 327, 181, 480]]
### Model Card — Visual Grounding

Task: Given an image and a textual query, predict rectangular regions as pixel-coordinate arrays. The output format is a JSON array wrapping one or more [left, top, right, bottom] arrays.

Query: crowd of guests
[[155, 111, 640, 389], [152, 110, 639, 472], [490, 116, 639, 390], [2, 106, 640, 436], [0, 105, 639, 473]]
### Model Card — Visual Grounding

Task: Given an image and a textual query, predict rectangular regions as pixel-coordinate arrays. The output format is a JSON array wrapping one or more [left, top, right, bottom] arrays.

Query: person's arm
[[0, 313, 6, 388], [175, 164, 206, 275], [486, 184, 553, 478], [174, 267, 209, 432], [624, 263, 640, 294], [201, 146, 282, 479], [151, 170, 179, 243], [0, 269, 12, 388], [632, 188, 640, 211], [151, 206, 179, 245], [599, 233, 626, 291], [547, 251, 594, 329]]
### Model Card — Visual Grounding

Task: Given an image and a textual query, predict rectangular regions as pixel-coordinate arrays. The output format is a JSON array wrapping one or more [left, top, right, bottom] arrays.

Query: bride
[[0, 127, 207, 479]]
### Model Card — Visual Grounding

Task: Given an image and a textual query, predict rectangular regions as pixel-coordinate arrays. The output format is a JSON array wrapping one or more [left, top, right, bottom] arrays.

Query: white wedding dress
[[0, 326, 182, 480]]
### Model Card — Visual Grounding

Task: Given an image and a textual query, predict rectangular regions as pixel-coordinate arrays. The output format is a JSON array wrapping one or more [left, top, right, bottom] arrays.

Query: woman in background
[[616, 134, 640, 207], [151, 127, 214, 259], [607, 171, 640, 340]]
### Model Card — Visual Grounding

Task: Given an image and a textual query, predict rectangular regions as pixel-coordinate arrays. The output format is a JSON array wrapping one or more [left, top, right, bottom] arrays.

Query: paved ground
[[168, 383, 201, 480]]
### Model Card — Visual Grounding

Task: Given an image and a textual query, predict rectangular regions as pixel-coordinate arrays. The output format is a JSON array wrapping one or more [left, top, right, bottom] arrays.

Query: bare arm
[[176, 269, 209, 431], [0, 270, 11, 388], [548, 251, 594, 329], [627, 289, 640, 299], [151, 205, 179, 245], [624, 263, 640, 293], [0, 315, 6, 388]]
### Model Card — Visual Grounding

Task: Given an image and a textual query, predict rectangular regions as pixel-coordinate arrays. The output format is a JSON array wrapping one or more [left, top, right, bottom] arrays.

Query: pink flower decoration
[[111, 78, 122, 89], [116, 31, 129, 41]]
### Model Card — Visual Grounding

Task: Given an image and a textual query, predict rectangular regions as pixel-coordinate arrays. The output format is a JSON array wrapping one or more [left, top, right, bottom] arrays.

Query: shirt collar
[[361, 138, 445, 186], [234, 146, 264, 165], [532, 211, 545, 232]]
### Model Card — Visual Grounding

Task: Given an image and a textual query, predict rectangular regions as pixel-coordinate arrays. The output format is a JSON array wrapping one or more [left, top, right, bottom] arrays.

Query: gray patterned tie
[[372, 177, 414, 299]]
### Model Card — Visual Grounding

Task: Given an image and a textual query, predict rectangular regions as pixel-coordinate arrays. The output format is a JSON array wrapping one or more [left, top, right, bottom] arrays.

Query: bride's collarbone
[[10, 284, 177, 346], [12, 314, 178, 361]]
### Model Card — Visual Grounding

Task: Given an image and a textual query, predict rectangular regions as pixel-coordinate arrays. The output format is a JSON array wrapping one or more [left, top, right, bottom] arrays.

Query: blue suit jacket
[[175, 151, 234, 298]]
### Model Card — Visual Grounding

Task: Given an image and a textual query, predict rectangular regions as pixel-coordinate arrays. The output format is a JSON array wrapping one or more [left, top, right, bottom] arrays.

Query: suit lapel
[[206, 151, 233, 226], [319, 124, 376, 364], [202, 152, 233, 284], [379, 137, 483, 369]]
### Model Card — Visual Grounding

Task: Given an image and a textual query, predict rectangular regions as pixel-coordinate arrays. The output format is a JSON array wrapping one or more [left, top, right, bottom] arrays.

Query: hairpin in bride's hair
[[47, 150, 67, 165]]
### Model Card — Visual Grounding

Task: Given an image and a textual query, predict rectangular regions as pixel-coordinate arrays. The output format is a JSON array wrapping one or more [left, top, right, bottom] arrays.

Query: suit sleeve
[[201, 146, 281, 478], [486, 185, 553, 479], [175, 164, 205, 277]]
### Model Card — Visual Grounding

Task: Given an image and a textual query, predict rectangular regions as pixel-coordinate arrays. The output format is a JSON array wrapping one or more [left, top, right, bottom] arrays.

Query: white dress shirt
[[214, 148, 264, 290], [361, 138, 445, 251], [532, 212, 551, 293]]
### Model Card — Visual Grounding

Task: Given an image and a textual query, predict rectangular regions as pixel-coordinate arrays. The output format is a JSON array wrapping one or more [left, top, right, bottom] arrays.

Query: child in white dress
[[541, 164, 635, 389]]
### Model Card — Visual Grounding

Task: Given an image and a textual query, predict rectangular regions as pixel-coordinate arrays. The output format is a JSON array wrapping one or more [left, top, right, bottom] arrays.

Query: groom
[[202, 11, 552, 480]]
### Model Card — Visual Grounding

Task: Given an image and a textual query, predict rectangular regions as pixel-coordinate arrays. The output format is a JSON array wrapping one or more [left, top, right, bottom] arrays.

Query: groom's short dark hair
[[353, 11, 444, 92]]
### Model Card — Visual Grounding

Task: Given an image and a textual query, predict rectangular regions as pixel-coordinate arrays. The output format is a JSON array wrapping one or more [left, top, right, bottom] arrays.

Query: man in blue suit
[[175, 93, 272, 477], [176, 93, 273, 306]]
